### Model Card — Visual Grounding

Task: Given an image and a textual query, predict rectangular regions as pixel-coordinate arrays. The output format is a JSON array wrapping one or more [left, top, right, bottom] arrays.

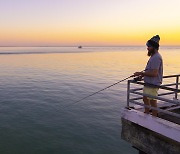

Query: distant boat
[[78, 46, 82, 49]]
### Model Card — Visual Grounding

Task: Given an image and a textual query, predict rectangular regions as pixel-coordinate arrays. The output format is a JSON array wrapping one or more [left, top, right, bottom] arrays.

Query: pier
[[121, 74, 180, 154]]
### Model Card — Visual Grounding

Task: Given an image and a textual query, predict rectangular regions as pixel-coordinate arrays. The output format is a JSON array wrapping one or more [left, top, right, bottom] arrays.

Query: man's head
[[146, 35, 160, 56]]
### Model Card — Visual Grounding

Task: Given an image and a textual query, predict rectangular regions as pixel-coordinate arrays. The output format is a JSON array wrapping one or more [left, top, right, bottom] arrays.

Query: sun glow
[[0, 0, 180, 46]]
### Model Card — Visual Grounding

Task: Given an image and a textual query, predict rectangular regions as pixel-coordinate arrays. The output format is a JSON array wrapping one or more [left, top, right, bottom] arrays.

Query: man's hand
[[133, 72, 143, 77], [133, 69, 158, 78]]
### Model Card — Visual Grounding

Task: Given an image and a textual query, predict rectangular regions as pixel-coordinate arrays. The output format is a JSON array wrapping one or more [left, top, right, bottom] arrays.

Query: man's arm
[[143, 69, 158, 77], [134, 69, 158, 77]]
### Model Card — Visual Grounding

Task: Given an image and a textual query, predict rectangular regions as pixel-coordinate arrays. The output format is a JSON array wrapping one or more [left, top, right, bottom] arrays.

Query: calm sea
[[0, 46, 179, 154]]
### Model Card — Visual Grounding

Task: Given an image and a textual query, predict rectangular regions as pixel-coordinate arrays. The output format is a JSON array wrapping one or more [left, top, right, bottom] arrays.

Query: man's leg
[[143, 96, 150, 114], [150, 100, 158, 117]]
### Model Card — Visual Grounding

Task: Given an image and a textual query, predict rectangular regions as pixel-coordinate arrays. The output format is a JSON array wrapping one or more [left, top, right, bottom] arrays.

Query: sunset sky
[[0, 0, 180, 46]]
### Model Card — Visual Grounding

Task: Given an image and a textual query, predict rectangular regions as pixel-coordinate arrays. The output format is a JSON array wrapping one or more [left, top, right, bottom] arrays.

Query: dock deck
[[121, 74, 180, 154]]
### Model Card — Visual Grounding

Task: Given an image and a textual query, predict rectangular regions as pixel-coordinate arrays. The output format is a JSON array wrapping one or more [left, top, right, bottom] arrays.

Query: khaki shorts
[[143, 86, 159, 100]]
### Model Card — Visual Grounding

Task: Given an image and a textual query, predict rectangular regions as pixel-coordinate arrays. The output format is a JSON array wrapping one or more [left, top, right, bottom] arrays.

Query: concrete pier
[[121, 108, 180, 154]]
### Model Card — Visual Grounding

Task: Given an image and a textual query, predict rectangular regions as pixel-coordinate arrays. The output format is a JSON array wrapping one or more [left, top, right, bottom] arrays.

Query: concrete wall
[[121, 118, 180, 154]]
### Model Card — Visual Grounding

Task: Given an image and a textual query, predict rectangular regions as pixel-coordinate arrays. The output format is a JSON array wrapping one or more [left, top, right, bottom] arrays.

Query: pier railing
[[127, 74, 180, 118]]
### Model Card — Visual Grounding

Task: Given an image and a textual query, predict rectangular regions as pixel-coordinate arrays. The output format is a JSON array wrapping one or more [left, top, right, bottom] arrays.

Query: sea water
[[0, 46, 179, 154]]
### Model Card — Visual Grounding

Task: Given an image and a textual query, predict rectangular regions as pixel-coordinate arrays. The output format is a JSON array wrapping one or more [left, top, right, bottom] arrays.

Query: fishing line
[[62, 69, 145, 109]]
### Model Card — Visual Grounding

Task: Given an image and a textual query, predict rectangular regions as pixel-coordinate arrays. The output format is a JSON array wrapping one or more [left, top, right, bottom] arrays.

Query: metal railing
[[127, 74, 180, 119]]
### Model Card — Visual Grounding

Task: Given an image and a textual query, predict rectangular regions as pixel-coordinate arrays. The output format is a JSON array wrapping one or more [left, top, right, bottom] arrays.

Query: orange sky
[[0, 0, 180, 46]]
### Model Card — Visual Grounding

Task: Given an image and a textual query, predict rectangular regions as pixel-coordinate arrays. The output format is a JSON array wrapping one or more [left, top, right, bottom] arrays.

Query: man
[[134, 35, 163, 117]]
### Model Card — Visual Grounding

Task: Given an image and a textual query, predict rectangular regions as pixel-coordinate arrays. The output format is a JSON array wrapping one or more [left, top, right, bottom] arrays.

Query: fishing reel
[[133, 76, 143, 82]]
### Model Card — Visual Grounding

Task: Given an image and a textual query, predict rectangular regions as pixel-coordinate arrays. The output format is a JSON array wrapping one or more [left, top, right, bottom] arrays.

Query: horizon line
[[0, 45, 180, 47]]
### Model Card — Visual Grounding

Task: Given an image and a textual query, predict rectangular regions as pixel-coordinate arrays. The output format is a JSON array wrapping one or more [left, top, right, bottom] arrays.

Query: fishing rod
[[73, 75, 132, 103], [63, 69, 145, 109]]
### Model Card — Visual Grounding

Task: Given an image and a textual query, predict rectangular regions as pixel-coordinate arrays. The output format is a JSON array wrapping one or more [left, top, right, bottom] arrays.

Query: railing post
[[175, 76, 179, 99], [127, 80, 131, 108]]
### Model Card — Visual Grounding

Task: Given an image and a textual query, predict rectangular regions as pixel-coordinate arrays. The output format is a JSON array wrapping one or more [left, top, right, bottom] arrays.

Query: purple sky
[[0, 0, 180, 46]]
